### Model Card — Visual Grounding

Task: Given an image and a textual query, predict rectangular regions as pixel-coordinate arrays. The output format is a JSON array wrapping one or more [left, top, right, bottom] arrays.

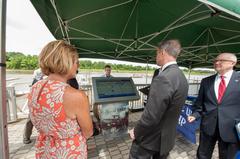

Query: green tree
[[6, 52, 38, 70]]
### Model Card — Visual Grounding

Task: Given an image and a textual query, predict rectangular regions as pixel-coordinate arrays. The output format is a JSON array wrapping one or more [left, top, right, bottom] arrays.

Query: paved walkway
[[8, 111, 219, 159]]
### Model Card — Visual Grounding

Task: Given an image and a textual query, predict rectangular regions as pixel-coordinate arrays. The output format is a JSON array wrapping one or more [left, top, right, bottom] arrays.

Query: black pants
[[23, 115, 33, 140], [129, 141, 169, 159], [197, 126, 240, 159]]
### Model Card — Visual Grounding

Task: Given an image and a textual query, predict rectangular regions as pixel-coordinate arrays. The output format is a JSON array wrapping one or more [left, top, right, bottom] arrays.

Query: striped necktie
[[218, 75, 226, 103]]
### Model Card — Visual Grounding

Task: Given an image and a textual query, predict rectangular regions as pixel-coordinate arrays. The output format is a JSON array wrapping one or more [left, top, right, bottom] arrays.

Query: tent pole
[[145, 58, 149, 84], [0, 0, 9, 158], [188, 65, 192, 82]]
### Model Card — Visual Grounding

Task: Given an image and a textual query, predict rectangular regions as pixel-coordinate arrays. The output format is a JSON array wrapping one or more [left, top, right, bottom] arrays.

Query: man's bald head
[[214, 53, 237, 75], [216, 53, 237, 63]]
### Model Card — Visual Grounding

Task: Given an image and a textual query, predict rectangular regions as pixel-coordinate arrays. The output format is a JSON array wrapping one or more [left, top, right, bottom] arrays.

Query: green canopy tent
[[30, 0, 240, 68], [1, 0, 240, 158], [198, 0, 240, 19]]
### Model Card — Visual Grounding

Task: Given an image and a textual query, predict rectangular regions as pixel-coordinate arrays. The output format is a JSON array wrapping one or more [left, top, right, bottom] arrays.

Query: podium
[[92, 77, 140, 138]]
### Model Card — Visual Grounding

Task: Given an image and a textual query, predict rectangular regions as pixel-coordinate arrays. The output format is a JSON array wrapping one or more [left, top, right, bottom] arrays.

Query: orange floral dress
[[28, 80, 87, 159]]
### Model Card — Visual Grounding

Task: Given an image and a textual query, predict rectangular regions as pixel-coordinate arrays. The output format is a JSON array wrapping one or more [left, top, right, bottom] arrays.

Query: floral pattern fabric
[[28, 80, 87, 159]]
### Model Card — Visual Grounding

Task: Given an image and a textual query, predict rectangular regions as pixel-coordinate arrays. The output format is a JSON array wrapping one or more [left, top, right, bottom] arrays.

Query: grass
[[6, 69, 34, 74]]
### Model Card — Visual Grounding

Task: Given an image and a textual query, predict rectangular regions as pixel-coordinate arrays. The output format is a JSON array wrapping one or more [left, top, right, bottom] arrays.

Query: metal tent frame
[[31, 0, 240, 68], [1, 0, 240, 158]]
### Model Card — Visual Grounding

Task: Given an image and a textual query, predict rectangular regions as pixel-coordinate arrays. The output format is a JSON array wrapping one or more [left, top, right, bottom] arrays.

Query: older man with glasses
[[188, 53, 240, 159]]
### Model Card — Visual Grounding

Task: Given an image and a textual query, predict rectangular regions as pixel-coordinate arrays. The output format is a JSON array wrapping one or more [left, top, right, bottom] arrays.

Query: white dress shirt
[[214, 70, 233, 99]]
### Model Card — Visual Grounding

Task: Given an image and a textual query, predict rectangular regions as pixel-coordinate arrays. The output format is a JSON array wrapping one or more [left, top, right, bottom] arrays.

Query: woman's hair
[[39, 40, 78, 76]]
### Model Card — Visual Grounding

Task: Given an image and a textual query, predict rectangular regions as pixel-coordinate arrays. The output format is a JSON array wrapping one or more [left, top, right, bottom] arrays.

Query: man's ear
[[233, 61, 237, 66]]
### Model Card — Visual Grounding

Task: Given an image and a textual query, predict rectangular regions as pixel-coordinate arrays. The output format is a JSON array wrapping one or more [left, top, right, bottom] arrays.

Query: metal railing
[[188, 83, 201, 96], [7, 82, 201, 123], [80, 83, 200, 110], [6, 82, 30, 123], [80, 84, 148, 111], [6, 86, 17, 122]]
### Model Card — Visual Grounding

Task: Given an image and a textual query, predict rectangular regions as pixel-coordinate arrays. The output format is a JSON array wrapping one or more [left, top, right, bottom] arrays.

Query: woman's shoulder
[[64, 86, 87, 101], [63, 87, 89, 115]]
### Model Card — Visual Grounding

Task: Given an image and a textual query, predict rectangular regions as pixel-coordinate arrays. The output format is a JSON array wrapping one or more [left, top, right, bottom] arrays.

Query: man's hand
[[188, 116, 196, 123], [128, 128, 135, 140]]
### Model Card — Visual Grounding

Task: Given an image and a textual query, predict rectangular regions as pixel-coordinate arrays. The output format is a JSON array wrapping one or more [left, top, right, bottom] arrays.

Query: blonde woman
[[28, 40, 93, 159]]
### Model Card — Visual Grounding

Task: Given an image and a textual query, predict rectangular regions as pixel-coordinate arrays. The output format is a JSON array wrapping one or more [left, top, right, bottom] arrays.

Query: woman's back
[[28, 80, 87, 159]]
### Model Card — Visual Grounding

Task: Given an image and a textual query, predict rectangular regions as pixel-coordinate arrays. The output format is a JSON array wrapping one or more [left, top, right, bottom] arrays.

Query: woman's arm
[[63, 87, 93, 139]]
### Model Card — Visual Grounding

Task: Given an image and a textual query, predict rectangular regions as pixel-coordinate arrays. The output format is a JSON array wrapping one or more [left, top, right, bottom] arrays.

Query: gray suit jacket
[[192, 71, 240, 143], [134, 64, 188, 154]]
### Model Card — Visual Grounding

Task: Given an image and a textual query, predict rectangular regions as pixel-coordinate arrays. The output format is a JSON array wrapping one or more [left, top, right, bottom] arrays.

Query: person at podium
[[101, 64, 113, 78], [93, 64, 114, 131]]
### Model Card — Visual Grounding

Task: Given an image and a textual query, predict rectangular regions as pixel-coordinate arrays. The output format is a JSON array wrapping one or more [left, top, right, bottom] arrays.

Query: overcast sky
[[6, 0, 55, 55], [5, 0, 157, 67]]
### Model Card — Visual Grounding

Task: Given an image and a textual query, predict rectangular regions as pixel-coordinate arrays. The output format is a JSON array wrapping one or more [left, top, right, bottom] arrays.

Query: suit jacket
[[67, 78, 79, 89], [153, 69, 160, 79], [192, 71, 240, 143], [134, 64, 188, 154], [139, 69, 161, 96]]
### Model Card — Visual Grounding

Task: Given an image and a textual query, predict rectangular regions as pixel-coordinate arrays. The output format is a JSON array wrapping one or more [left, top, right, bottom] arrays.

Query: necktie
[[218, 76, 226, 103]]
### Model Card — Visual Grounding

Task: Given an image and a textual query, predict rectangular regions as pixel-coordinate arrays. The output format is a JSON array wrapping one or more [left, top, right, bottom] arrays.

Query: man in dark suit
[[129, 39, 188, 159], [188, 53, 240, 159]]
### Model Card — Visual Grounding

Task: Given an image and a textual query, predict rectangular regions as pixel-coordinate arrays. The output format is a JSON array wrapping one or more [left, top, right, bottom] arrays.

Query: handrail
[[79, 84, 149, 110], [7, 82, 201, 123], [80, 83, 200, 110], [6, 86, 17, 122], [6, 82, 30, 123]]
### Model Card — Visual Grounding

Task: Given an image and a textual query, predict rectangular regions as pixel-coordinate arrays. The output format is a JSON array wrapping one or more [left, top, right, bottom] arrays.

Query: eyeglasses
[[214, 59, 235, 63]]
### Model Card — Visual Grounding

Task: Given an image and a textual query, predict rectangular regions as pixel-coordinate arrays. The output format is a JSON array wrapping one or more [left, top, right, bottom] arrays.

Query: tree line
[[6, 52, 154, 71]]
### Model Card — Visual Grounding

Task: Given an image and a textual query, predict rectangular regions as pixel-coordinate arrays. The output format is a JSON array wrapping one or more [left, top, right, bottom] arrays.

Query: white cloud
[[6, 17, 26, 30]]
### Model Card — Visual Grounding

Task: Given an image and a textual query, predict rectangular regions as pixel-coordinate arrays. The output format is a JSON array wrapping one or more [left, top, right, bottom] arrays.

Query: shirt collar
[[217, 70, 233, 79], [161, 61, 177, 71]]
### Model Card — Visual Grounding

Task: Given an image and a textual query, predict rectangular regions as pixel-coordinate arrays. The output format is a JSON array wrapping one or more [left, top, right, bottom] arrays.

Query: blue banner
[[177, 96, 200, 144], [236, 151, 240, 159]]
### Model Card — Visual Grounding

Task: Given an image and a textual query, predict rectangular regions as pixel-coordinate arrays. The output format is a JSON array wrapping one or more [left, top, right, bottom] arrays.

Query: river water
[[6, 72, 211, 95]]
